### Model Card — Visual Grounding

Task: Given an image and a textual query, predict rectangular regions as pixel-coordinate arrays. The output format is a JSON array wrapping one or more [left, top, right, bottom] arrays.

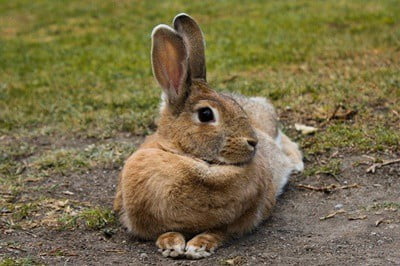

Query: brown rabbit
[[114, 13, 303, 259]]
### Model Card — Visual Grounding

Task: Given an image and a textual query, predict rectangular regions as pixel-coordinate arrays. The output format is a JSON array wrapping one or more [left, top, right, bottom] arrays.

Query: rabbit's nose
[[246, 138, 258, 148]]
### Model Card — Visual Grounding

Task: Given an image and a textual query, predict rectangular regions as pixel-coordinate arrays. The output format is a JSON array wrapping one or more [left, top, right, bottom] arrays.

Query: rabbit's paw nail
[[156, 232, 185, 258], [184, 233, 219, 259]]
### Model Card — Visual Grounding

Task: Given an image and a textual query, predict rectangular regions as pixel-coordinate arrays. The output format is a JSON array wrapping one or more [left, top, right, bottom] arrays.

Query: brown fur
[[114, 13, 303, 259]]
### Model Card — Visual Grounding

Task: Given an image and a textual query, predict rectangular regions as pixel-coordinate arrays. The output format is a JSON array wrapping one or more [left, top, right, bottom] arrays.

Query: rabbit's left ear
[[151, 24, 189, 110], [173, 13, 206, 81]]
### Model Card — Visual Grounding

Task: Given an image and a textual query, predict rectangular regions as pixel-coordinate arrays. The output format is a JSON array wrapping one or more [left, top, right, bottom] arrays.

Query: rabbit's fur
[[114, 13, 303, 259]]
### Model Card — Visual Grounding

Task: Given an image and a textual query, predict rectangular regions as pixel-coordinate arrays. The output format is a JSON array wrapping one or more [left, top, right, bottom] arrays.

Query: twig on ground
[[320, 104, 357, 127], [105, 249, 127, 254], [6, 245, 27, 253], [24, 177, 42, 182], [320, 210, 346, 220], [296, 183, 359, 193], [40, 248, 78, 256], [362, 155, 376, 161], [347, 215, 367, 221], [375, 218, 393, 227], [366, 158, 400, 173], [23, 230, 38, 238], [334, 109, 358, 120], [327, 104, 342, 121], [327, 104, 358, 121]]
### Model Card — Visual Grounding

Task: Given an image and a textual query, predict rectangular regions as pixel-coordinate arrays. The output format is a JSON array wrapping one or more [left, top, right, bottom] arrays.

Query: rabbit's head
[[152, 14, 257, 165]]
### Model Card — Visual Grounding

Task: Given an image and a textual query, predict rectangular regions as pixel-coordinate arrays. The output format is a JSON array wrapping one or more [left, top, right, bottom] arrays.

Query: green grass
[[59, 207, 116, 230], [1, 197, 115, 231], [303, 159, 342, 178], [303, 123, 400, 155], [1, 0, 399, 233], [0, 257, 41, 266], [29, 142, 135, 175], [368, 202, 400, 211], [11, 202, 38, 221], [1, 0, 399, 139]]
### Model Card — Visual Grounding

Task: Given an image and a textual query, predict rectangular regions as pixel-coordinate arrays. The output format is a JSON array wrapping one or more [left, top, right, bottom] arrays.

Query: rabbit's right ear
[[151, 25, 189, 109], [173, 13, 206, 81]]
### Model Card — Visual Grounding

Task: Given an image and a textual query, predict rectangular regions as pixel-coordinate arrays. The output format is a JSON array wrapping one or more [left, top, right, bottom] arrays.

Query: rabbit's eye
[[198, 107, 215, 123]]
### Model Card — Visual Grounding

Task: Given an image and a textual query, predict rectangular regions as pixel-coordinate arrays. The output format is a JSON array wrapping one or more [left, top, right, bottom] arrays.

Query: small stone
[[4, 229, 14, 234], [334, 204, 343, 210], [294, 123, 318, 135]]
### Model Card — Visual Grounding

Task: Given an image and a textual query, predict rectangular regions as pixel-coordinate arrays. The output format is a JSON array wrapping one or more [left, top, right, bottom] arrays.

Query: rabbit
[[113, 13, 303, 259]]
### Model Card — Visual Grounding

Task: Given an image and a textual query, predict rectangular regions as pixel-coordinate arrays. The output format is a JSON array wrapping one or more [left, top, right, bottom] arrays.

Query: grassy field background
[[1, 0, 400, 265]]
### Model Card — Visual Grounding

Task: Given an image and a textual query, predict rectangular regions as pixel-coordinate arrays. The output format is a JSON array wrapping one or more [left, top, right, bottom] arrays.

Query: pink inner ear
[[152, 26, 188, 100], [164, 42, 184, 95]]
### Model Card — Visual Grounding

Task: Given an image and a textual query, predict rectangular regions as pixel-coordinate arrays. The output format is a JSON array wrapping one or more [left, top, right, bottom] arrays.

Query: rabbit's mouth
[[213, 148, 256, 166]]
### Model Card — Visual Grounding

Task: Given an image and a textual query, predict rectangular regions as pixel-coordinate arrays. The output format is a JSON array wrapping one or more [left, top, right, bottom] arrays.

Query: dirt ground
[[2, 1, 400, 265], [2, 137, 399, 266]]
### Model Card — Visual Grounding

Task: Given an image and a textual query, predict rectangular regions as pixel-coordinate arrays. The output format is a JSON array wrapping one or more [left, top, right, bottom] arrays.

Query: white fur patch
[[250, 96, 267, 104], [159, 92, 168, 112], [275, 167, 292, 196], [185, 244, 214, 259], [293, 161, 304, 172], [275, 130, 283, 149]]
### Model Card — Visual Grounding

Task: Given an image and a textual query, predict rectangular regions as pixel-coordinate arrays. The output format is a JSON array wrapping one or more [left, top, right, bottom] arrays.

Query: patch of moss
[[0, 142, 35, 178], [11, 203, 38, 221], [59, 207, 116, 230], [80, 207, 116, 230], [0, 257, 41, 266], [302, 122, 400, 155], [369, 202, 400, 211], [303, 159, 342, 178]]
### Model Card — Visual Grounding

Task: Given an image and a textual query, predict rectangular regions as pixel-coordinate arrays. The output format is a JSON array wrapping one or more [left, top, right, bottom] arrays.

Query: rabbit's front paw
[[156, 232, 186, 258], [185, 232, 221, 259]]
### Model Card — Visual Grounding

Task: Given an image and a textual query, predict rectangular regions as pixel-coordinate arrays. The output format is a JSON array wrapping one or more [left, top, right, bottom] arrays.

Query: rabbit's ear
[[151, 25, 189, 106], [173, 13, 206, 81]]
